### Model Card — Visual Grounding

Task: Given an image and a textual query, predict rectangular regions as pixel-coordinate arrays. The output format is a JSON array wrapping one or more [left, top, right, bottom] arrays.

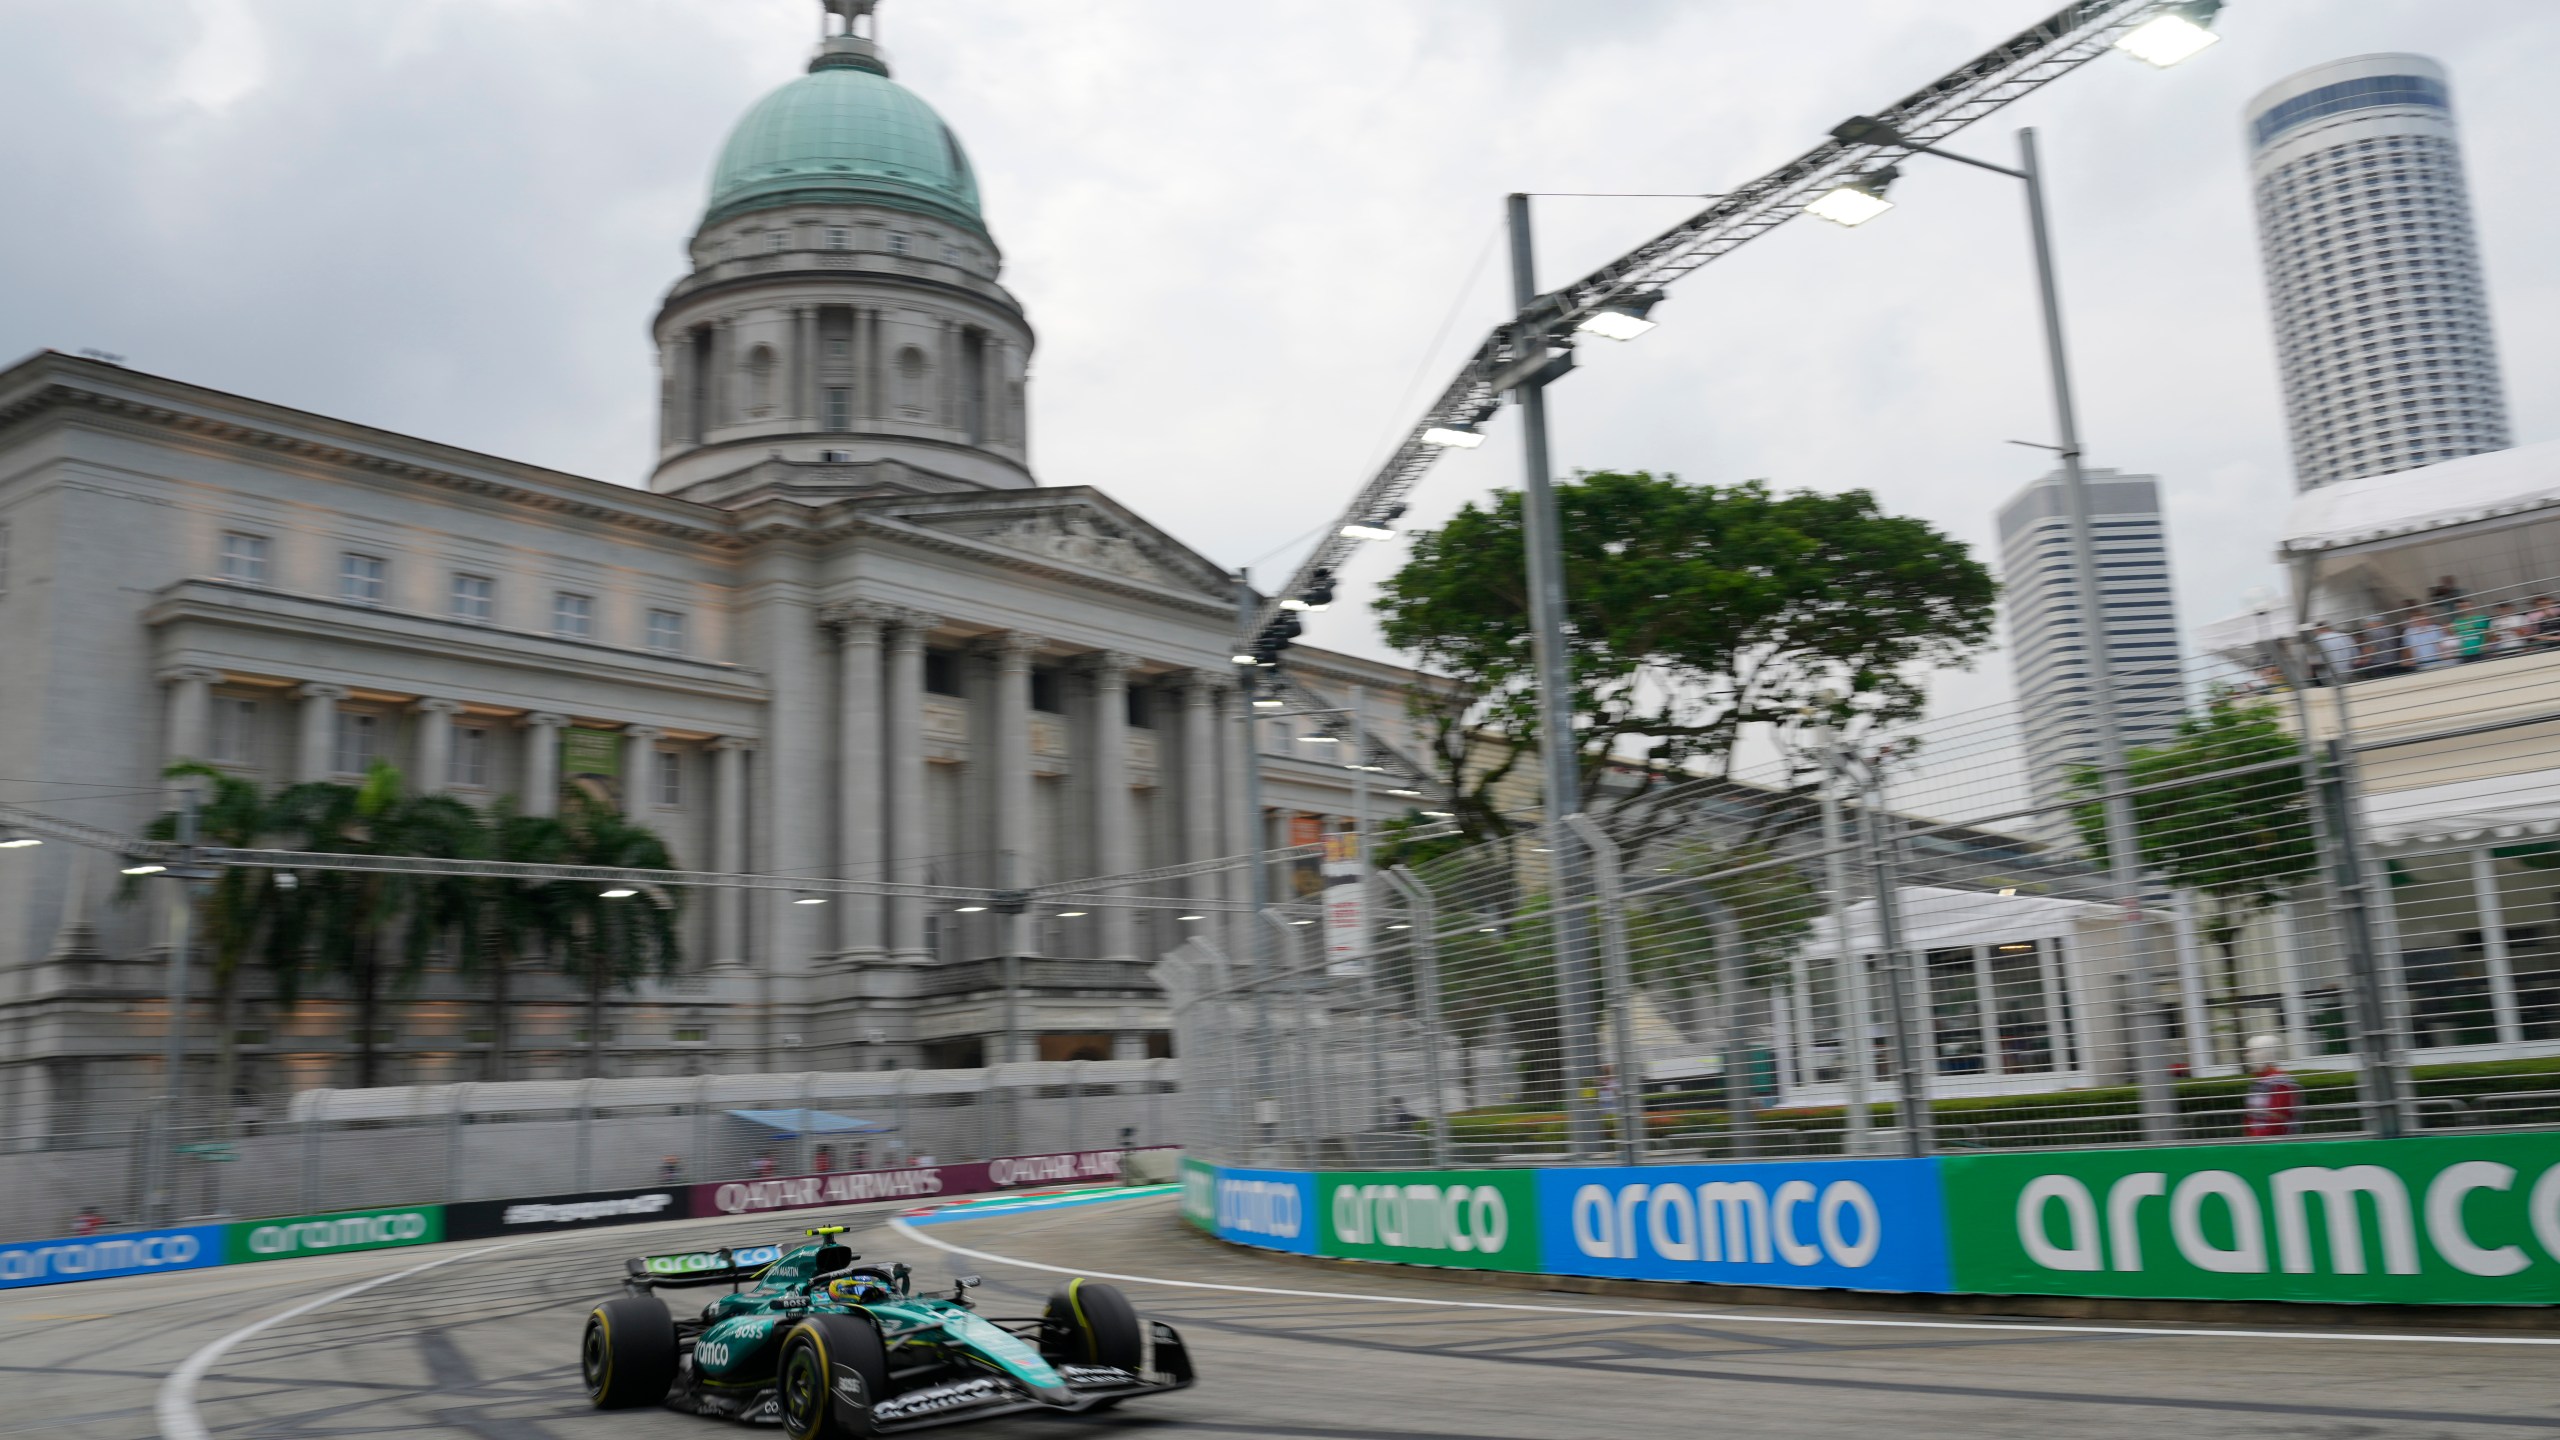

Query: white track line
[[157, 1238, 542, 1440], [889, 1201, 2560, 1349]]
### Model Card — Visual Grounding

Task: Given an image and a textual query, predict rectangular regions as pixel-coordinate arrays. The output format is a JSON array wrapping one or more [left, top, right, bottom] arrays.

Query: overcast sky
[[6, 0, 2554, 727]]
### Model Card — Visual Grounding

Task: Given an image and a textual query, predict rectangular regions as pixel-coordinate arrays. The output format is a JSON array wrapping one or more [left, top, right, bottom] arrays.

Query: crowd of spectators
[[2309, 575, 2560, 682]]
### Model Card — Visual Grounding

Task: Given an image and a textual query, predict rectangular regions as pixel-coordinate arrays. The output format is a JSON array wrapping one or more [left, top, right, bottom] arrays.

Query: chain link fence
[[1172, 629, 2560, 1169]]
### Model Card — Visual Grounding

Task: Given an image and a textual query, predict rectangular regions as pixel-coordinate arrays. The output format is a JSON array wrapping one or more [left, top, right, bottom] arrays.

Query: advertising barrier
[[1941, 1131, 2560, 1306], [1319, 1170, 1540, 1272], [694, 1147, 1178, 1218], [1206, 1165, 1319, 1254], [445, 1186, 691, 1241], [1537, 1159, 1951, 1293], [0, 1224, 226, 1289], [224, 1205, 444, 1264]]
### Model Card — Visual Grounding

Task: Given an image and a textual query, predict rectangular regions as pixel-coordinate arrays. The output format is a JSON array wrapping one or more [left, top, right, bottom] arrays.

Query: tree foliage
[[1378, 472, 1995, 838]]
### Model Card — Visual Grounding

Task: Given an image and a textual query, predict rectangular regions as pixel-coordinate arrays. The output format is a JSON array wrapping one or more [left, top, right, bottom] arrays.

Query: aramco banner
[[0, 1224, 226, 1289], [1205, 1165, 1318, 1255], [1537, 1159, 1951, 1293], [225, 1205, 444, 1264], [1318, 1170, 1539, 1271], [1941, 1131, 2560, 1305]]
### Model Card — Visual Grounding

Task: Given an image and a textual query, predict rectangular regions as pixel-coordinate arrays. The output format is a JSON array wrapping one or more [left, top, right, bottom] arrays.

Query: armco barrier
[[0, 1224, 225, 1289], [1187, 1132, 2560, 1310], [225, 1205, 444, 1264], [1944, 1130, 2560, 1306]]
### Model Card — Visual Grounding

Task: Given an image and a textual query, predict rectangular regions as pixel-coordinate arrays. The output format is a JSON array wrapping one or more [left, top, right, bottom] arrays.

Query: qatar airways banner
[[693, 1147, 1177, 1217]]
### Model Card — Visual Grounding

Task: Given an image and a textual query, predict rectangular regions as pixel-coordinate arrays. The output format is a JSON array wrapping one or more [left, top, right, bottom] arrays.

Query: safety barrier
[[1182, 1131, 2560, 1307], [0, 1144, 1174, 1290]]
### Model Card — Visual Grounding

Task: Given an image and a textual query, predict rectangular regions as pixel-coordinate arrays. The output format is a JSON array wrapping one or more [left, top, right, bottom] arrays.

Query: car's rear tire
[[778, 1315, 887, 1440], [1042, 1278, 1143, 1369], [582, 1296, 677, 1409]]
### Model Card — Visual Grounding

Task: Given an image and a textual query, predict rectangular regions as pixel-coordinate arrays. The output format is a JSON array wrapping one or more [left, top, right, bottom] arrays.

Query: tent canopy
[[2283, 439, 2560, 557], [725, 1107, 897, 1136]]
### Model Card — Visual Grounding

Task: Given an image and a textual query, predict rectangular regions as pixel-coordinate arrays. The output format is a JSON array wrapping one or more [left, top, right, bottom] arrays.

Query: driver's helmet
[[826, 1274, 893, 1305]]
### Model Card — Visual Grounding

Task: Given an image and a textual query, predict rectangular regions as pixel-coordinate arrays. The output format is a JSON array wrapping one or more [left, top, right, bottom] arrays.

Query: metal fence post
[[1381, 867, 1452, 1167], [1565, 816, 1646, 1163], [300, 1090, 325, 1211], [1860, 794, 1933, 1155], [1816, 728, 1876, 1151], [695, 1074, 713, 1183], [445, 1083, 467, 1203], [575, 1076, 595, 1191], [1261, 909, 1317, 1165]]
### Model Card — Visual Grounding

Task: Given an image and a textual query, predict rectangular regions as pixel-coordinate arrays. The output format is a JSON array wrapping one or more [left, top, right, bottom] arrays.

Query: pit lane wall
[[0, 1145, 1174, 1290], [1181, 1132, 2560, 1307]]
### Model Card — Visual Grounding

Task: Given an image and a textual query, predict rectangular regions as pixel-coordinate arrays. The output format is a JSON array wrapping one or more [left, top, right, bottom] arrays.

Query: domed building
[[0, 2, 1434, 1146]]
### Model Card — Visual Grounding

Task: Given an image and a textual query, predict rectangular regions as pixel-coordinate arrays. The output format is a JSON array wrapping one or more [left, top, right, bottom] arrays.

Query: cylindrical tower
[[2246, 54, 2509, 491], [651, 19, 1035, 496]]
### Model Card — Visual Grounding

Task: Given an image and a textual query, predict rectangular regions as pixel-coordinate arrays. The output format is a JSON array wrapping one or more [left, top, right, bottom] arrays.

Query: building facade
[[1996, 469, 2185, 827], [2247, 53, 2511, 491], [0, 12, 1436, 1137]]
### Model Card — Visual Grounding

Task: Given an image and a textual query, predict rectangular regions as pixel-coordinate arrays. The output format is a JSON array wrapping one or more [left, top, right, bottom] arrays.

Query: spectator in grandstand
[[70, 1205, 106, 1235], [658, 1155, 684, 1184], [2405, 611, 2454, 670], [2453, 604, 2493, 662], [750, 1150, 778, 1178], [2312, 622, 2356, 681], [812, 1144, 836, 1174], [2242, 1034, 2302, 1138], [2493, 601, 2533, 655], [2535, 596, 2560, 644], [2428, 575, 2465, 608]]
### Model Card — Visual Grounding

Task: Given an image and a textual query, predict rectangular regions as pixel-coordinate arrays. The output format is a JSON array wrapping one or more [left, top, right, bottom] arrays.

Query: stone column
[[979, 632, 1044, 894], [713, 736, 754, 967], [885, 612, 936, 961], [297, 683, 346, 782], [621, 726, 662, 818], [858, 308, 880, 422], [1222, 682, 1257, 958], [1178, 673, 1221, 871], [1082, 652, 1136, 960], [791, 307, 812, 425], [828, 603, 888, 961], [162, 667, 220, 766], [414, 698, 463, 794], [522, 712, 567, 817]]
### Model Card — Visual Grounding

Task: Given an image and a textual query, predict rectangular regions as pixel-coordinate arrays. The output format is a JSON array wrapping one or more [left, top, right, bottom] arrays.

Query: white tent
[[2281, 438, 2560, 618]]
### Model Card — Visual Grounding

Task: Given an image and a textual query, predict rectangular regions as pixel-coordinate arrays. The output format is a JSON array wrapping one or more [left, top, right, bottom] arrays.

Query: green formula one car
[[581, 1224, 1195, 1436]]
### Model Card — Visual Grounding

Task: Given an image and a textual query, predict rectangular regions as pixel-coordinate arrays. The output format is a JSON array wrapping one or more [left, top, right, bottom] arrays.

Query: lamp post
[[1808, 121, 2177, 1141]]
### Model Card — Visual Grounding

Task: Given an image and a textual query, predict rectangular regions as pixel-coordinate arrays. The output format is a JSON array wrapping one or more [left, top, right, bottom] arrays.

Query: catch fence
[[1172, 626, 2560, 1169]]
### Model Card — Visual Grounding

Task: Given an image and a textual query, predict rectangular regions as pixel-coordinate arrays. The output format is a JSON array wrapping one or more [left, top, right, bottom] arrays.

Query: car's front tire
[[582, 1296, 677, 1409], [777, 1315, 888, 1440], [1042, 1278, 1143, 1369]]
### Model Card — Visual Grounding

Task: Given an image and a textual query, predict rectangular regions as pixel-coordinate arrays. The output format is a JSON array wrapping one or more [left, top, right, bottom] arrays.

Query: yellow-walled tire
[[1041, 1278, 1142, 1370], [778, 1316, 886, 1440], [582, 1296, 677, 1409]]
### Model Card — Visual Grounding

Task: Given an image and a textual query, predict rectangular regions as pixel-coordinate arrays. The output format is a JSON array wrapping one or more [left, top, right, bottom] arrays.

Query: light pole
[[1808, 121, 2177, 1141]]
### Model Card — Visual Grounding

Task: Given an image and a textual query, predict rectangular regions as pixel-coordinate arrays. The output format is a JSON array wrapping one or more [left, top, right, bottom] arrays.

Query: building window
[[220, 532, 269, 585], [887, 231, 911, 256], [339, 552, 387, 606], [332, 710, 382, 776], [764, 230, 786, 253], [210, 697, 259, 765], [552, 591, 594, 639], [825, 226, 850, 251], [646, 608, 686, 654], [656, 749, 683, 807], [451, 725, 490, 788], [925, 649, 962, 697], [450, 573, 495, 624], [746, 344, 777, 416], [824, 387, 852, 431], [1030, 666, 1063, 714], [1126, 686, 1153, 730]]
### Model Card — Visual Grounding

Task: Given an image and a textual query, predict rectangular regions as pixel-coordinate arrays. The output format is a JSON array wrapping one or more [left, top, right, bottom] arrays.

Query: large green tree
[[2071, 693, 2317, 1059], [1378, 472, 1995, 839], [556, 798, 684, 1079]]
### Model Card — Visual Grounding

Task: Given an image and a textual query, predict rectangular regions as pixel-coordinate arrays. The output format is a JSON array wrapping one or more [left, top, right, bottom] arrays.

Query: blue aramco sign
[[1536, 1159, 1952, 1293], [0, 1224, 228, 1289], [1210, 1165, 1319, 1255]]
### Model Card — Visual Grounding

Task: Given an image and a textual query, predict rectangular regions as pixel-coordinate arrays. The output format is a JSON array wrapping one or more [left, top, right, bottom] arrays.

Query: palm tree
[[556, 798, 684, 1078], [137, 762, 291, 1129], [470, 803, 573, 1081]]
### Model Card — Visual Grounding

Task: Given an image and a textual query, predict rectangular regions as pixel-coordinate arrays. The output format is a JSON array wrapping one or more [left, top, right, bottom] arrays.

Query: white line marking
[[887, 1201, 2560, 1348], [156, 1239, 541, 1440]]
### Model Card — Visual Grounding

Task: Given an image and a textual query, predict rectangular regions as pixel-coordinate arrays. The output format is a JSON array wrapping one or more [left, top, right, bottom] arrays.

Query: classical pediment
[[893, 496, 1230, 600]]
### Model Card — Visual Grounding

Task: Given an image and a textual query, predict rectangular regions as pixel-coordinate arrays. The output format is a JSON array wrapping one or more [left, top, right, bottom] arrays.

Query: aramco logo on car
[[1535, 1160, 1951, 1292], [1319, 1171, 1540, 1271], [1210, 1167, 1316, 1254]]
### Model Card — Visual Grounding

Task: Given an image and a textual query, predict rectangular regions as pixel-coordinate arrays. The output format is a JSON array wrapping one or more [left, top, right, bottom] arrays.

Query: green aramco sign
[[1941, 1133, 2560, 1305], [225, 1205, 444, 1265], [1317, 1170, 1540, 1272]]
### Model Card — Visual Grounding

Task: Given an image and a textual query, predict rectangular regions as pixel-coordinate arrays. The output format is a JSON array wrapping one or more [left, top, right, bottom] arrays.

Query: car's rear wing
[[623, 1243, 783, 1289]]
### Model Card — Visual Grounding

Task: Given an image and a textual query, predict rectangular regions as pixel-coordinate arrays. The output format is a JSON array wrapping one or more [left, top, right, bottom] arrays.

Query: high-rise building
[[2247, 55, 2510, 490], [1997, 471, 2185, 829]]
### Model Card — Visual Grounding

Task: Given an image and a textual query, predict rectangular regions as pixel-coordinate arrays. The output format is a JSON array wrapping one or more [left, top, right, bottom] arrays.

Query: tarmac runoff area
[[6, 1190, 2558, 1440]]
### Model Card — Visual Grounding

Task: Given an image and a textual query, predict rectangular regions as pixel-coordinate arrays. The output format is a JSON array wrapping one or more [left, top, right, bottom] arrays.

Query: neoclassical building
[[0, 10, 1433, 1132]]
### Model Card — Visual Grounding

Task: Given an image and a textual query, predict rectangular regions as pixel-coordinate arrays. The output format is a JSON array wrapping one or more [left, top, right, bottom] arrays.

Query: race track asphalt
[[9, 1188, 2559, 1440]]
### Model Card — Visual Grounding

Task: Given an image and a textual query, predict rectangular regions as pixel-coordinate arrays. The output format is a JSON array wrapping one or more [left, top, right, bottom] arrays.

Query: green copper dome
[[704, 43, 984, 235]]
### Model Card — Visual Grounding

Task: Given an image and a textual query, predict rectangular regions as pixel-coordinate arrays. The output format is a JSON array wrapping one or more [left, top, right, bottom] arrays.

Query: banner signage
[[1536, 1159, 1951, 1293], [446, 1186, 690, 1241], [1321, 831, 1366, 975], [561, 726, 622, 813], [1941, 1132, 2560, 1305], [1319, 1169, 1539, 1271], [225, 1205, 443, 1264], [695, 1147, 1177, 1218], [1209, 1165, 1319, 1254], [1181, 1158, 1219, 1234], [0, 1224, 226, 1289]]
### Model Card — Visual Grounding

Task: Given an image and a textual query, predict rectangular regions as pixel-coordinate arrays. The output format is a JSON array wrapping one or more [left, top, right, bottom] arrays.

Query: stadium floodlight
[[2115, 1, 2221, 67], [0, 830, 40, 849], [1340, 521, 1397, 541], [955, 904, 988, 913], [1574, 292, 1664, 341], [1300, 732, 1339, 744], [1178, 914, 1205, 922], [1252, 691, 1285, 710], [1056, 910, 1088, 918], [1422, 810, 1455, 818], [1386, 787, 1422, 798], [1421, 424, 1485, 449], [1230, 649, 1258, 664], [793, 893, 828, 905], [600, 887, 638, 898], [122, 861, 167, 876], [1806, 167, 1898, 227]]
